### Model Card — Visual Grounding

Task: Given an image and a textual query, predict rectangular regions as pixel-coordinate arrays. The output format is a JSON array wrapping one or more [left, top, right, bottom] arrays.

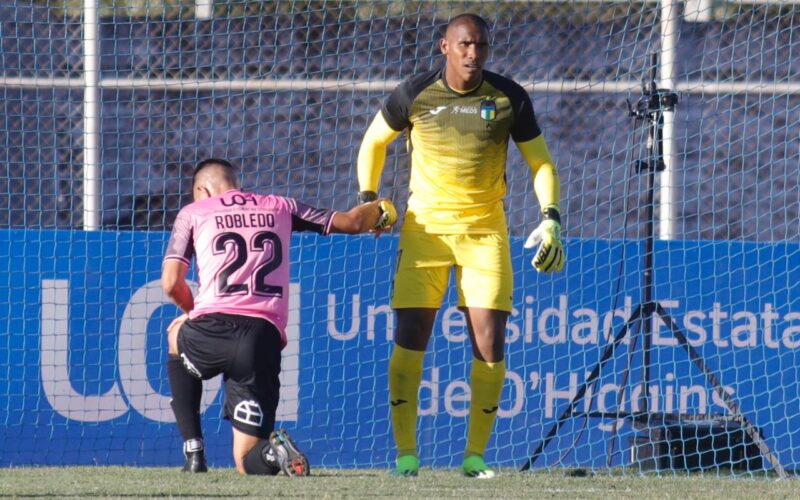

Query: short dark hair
[[444, 13, 491, 36], [192, 158, 238, 189]]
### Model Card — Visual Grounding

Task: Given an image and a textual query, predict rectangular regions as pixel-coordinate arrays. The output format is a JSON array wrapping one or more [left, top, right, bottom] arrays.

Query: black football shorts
[[177, 312, 282, 438]]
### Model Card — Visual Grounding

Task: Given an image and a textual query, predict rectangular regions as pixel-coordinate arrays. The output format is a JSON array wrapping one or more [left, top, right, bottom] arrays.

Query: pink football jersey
[[164, 189, 335, 345]]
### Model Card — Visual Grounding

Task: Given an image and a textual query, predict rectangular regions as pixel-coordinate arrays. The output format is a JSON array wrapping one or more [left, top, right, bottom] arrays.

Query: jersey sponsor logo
[[480, 99, 496, 121], [429, 105, 448, 115], [452, 105, 478, 115], [220, 193, 258, 207], [234, 400, 264, 427]]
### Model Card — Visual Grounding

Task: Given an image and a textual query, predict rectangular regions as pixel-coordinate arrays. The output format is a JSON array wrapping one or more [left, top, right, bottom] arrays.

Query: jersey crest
[[480, 99, 497, 122]]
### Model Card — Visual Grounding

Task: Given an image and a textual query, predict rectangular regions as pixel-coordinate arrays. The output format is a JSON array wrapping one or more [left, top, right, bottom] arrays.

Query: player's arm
[[162, 259, 194, 313], [330, 198, 398, 234], [162, 209, 196, 312], [356, 111, 402, 203], [518, 134, 560, 213], [518, 134, 565, 273]]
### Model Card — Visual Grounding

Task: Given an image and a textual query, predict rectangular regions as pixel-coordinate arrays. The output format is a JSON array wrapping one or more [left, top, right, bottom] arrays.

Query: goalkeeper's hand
[[373, 198, 397, 232], [524, 211, 565, 273]]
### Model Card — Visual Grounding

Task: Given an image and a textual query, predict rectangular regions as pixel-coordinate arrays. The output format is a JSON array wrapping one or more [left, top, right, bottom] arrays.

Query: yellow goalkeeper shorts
[[390, 230, 513, 312]]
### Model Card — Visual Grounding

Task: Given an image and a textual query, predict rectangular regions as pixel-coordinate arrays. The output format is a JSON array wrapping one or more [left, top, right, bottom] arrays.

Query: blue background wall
[[2, 229, 800, 470]]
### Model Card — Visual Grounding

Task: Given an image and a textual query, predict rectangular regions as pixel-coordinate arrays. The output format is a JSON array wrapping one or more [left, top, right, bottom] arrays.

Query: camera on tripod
[[628, 52, 679, 119], [626, 60, 679, 173], [628, 86, 678, 118]]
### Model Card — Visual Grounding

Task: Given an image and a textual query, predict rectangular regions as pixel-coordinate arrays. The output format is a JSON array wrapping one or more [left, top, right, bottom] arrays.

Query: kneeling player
[[161, 158, 397, 475]]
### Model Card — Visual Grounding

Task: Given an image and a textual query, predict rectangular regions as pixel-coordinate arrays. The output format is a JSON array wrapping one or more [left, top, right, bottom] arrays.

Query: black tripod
[[520, 54, 787, 478]]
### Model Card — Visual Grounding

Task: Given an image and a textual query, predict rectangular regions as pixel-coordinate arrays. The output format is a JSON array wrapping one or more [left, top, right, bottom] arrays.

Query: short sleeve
[[164, 208, 194, 265], [509, 86, 542, 143], [380, 80, 414, 132]]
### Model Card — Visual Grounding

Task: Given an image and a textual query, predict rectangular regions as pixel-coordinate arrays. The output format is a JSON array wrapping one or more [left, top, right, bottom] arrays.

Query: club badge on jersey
[[480, 99, 496, 123]]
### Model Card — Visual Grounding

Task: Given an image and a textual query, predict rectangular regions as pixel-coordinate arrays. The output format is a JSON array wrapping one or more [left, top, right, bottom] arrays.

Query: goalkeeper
[[356, 13, 564, 478], [162, 158, 396, 475]]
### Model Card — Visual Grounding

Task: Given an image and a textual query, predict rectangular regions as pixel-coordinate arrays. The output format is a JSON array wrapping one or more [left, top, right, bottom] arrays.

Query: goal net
[[1, 0, 799, 474]]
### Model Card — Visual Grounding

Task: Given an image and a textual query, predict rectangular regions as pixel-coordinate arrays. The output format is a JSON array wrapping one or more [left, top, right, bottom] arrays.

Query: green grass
[[0, 467, 798, 499]]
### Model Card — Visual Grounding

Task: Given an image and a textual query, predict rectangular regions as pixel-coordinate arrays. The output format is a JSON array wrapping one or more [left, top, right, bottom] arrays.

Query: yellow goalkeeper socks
[[388, 345, 425, 458], [465, 358, 505, 456]]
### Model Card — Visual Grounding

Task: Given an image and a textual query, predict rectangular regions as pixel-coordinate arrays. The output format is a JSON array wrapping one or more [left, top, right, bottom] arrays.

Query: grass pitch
[[0, 467, 797, 499]]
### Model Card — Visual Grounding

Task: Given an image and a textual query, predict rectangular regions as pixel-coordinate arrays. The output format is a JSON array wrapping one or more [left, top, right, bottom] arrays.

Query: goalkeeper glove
[[524, 208, 565, 273], [373, 199, 398, 231], [358, 190, 378, 205]]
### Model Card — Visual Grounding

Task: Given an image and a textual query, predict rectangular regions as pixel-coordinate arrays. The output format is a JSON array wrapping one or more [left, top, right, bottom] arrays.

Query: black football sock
[[243, 439, 281, 475], [167, 354, 203, 441]]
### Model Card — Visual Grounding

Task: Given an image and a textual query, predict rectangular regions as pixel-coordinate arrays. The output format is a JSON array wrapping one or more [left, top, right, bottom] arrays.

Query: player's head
[[192, 158, 240, 201], [440, 13, 491, 90]]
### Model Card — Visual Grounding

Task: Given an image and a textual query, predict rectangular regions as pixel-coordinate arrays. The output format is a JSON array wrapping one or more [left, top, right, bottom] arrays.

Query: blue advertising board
[[1, 229, 799, 471]]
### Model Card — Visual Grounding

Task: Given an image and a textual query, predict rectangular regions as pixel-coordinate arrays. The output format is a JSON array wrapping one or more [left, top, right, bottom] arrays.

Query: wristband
[[542, 207, 561, 224], [358, 191, 378, 205]]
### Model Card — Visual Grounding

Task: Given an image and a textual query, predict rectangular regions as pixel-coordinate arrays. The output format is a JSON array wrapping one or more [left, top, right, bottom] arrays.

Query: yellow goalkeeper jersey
[[380, 68, 543, 234]]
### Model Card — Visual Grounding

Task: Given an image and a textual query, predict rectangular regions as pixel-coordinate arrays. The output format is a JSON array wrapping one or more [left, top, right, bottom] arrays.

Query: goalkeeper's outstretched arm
[[356, 112, 402, 202], [330, 199, 398, 234]]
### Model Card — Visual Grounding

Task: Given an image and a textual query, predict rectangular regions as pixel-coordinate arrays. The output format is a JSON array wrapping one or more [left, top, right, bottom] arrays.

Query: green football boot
[[462, 454, 496, 479], [391, 454, 420, 477]]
